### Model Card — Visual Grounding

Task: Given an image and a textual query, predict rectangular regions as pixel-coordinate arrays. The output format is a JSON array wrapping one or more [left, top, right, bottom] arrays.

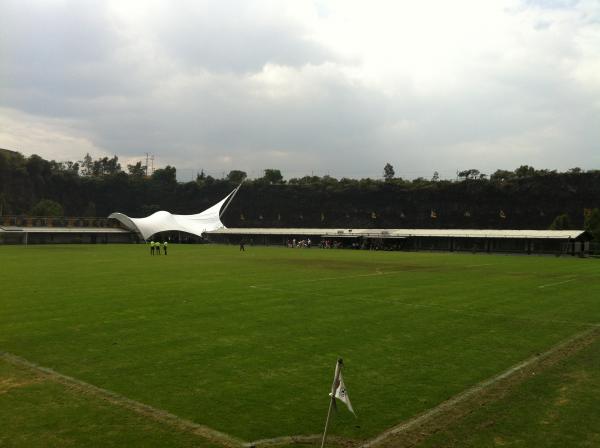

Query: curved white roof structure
[[109, 186, 240, 240]]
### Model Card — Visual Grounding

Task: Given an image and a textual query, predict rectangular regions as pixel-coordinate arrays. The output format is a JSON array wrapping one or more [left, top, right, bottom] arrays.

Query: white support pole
[[219, 181, 243, 219], [320, 358, 343, 448]]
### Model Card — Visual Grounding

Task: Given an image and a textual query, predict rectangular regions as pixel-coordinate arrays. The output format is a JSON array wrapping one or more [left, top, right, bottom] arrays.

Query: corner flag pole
[[321, 358, 343, 448]]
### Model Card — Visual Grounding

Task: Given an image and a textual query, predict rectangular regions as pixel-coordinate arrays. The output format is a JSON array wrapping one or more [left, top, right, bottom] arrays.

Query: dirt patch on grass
[[359, 326, 600, 448], [0, 376, 43, 394], [244, 434, 356, 448]]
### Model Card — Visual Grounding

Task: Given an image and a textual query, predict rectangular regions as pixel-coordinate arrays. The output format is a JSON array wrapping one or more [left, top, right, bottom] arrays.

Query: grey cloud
[[0, 0, 599, 181], [153, 1, 335, 73]]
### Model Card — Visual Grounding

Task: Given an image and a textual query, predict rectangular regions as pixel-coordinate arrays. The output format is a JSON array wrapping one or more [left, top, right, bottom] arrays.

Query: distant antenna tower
[[145, 153, 155, 176]]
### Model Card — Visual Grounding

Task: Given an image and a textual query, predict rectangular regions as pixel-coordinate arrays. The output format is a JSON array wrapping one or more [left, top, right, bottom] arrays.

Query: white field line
[[288, 270, 400, 283], [0, 352, 246, 448], [251, 282, 599, 329], [249, 284, 330, 297], [358, 326, 600, 448], [376, 299, 600, 328], [538, 278, 577, 288], [252, 270, 403, 288], [244, 434, 352, 448]]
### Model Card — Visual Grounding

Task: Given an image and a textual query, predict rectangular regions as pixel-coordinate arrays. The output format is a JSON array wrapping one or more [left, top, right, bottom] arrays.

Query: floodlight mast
[[219, 181, 243, 219]]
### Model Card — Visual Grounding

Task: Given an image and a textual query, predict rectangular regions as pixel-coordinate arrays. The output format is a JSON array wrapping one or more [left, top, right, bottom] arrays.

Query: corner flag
[[330, 372, 355, 415], [321, 359, 356, 448]]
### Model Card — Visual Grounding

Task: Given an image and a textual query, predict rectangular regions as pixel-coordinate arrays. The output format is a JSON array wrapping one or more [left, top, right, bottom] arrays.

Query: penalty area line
[[250, 269, 402, 290], [358, 326, 600, 448], [0, 352, 246, 448], [538, 278, 576, 288]]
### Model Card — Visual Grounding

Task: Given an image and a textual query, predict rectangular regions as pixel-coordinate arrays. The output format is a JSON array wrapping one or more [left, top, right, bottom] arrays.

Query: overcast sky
[[1, 0, 599, 180]]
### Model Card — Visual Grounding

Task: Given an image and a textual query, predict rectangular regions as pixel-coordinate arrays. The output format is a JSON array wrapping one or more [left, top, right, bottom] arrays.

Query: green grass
[[420, 335, 600, 447], [1, 244, 599, 445], [0, 360, 218, 448]]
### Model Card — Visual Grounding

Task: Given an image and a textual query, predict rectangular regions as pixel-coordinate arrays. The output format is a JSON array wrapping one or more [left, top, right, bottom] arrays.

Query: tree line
[[1, 149, 599, 239]]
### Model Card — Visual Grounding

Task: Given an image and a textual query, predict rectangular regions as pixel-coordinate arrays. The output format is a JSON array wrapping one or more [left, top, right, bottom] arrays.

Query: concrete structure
[[0, 225, 134, 244]]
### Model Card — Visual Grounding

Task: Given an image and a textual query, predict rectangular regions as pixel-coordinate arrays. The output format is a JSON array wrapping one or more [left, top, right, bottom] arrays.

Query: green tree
[[227, 170, 247, 184], [383, 163, 395, 181], [515, 165, 536, 178], [152, 166, 177, 185], [262, 169, 283, 184], [549, 214, 572, 230], [127, 161, 146, 177], [92, 156, 121, 176], [584, 208, 600, 241], [0, 193, 8, 216], [80, 153, 93, 176], [458, 169, 481, 180], [30, 199, 64, 217], [490, 169, 515, 182], [82, 202, 97, 217]]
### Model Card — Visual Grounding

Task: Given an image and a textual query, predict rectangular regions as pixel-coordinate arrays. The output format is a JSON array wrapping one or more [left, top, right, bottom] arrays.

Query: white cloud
[[0, 107, 110, 161], [0, 0, 599, 179]]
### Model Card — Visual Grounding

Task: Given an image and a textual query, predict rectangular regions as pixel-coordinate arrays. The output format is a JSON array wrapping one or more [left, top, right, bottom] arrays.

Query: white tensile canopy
[[108, 186, 240, 240]]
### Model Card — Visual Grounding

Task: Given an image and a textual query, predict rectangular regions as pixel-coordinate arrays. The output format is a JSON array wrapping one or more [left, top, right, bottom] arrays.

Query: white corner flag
[[330, 371, 355, 416], [321, 359, 356, 448]]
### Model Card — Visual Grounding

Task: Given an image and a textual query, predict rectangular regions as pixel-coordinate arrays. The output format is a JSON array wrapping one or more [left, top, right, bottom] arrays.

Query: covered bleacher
[[205, 227, 591, 255]]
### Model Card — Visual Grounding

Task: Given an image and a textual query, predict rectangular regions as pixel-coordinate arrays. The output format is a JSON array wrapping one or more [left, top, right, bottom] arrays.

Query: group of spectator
[[320, 239, 343, 249], [287, 238, 312, 248], [285, 238, 399, 251], [286, 238, 346, 249]]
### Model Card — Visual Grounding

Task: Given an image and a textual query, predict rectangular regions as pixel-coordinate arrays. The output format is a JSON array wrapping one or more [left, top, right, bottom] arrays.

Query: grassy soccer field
[[1, 244, 599, 446]]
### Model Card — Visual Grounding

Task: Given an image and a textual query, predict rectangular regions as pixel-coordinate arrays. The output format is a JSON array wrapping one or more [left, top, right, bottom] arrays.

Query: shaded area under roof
[[207, 228, 588, 239]]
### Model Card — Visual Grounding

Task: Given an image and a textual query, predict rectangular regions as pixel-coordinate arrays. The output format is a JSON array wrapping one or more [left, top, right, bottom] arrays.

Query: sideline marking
[[249, 284, 330, 297], [379, 299, 599, 328], [0, 352, 245, 448], [538, 278, 576, 288], [250, 269, 403, 289], [358, 326, 600, 448], [253, 283, 599, 329]]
